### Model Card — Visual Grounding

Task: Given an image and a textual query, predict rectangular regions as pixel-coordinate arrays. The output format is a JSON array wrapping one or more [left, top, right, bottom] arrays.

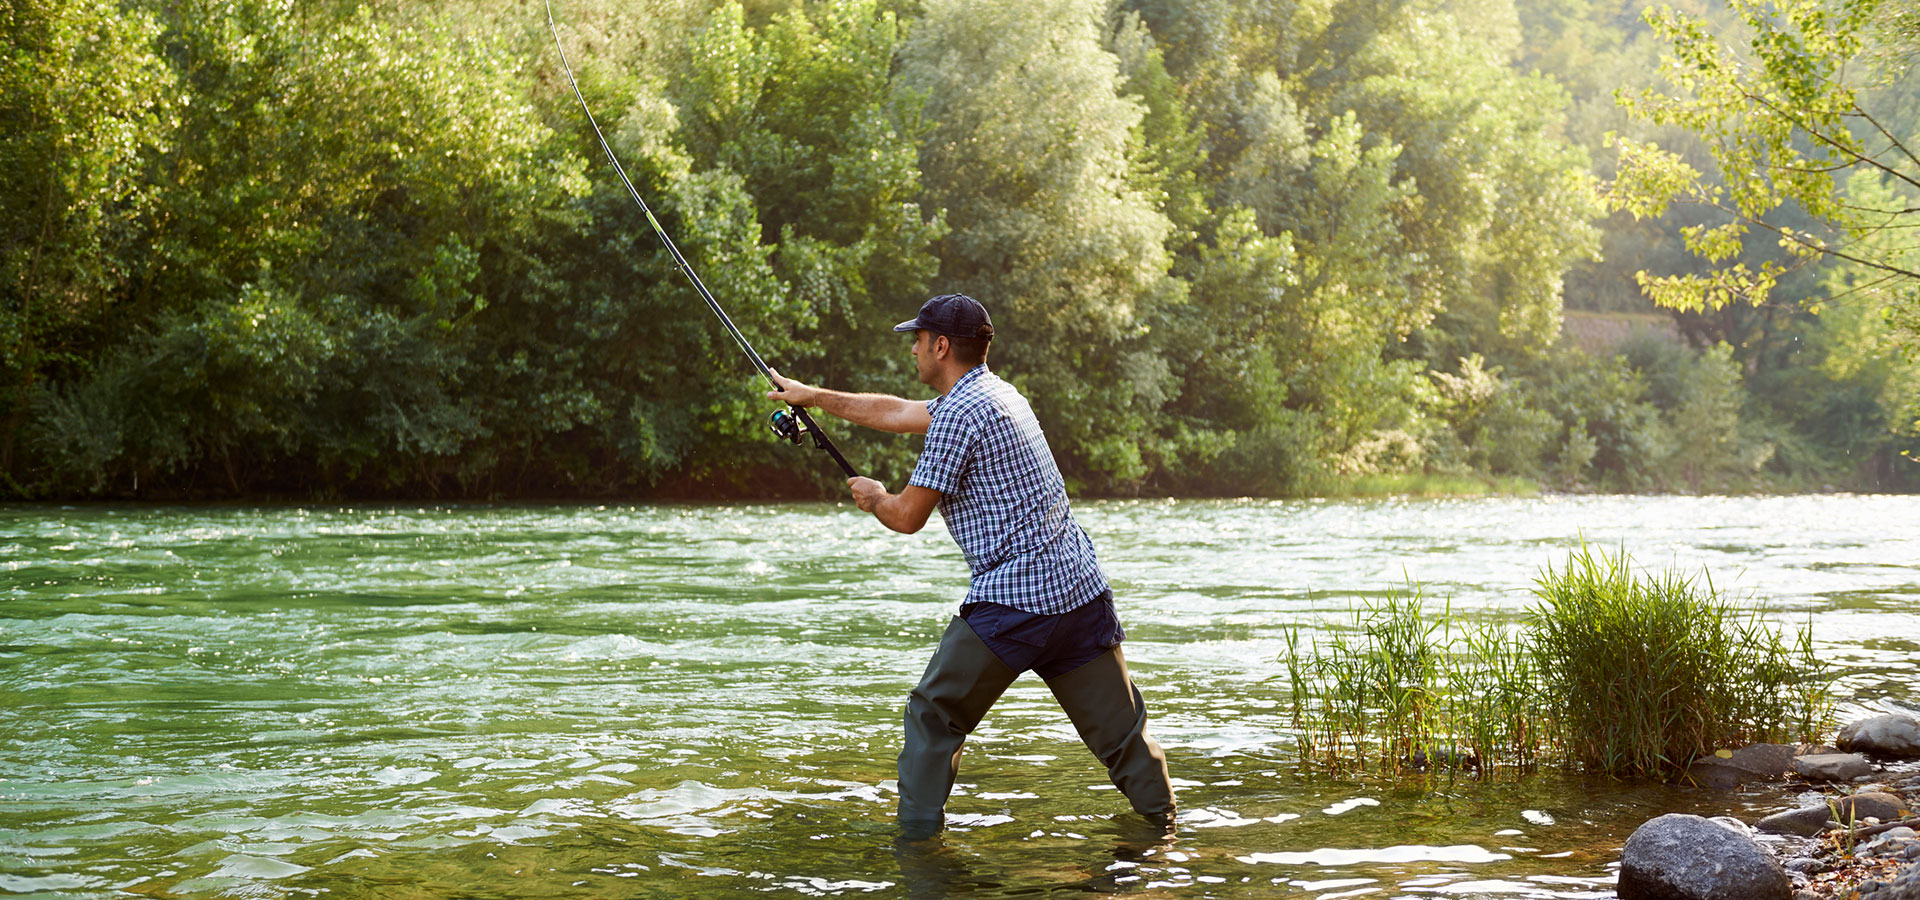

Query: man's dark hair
[[946, 337, 990, 366], [942, 322, 992, 366]]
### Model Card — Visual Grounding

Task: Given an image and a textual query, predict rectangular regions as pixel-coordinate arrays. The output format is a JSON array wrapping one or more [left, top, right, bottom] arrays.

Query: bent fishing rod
[[544, 2, 858, 480]]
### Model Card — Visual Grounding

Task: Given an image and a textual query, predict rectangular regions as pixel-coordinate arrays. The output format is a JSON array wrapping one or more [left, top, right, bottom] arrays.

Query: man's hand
[[765, 369, 818, 408], [848, 476, 887, 513]]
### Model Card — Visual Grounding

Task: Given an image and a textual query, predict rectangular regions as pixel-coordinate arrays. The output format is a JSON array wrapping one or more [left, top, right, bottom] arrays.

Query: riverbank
[[1776, 762, 1920, 899], [1616, 717, 1920, 900]]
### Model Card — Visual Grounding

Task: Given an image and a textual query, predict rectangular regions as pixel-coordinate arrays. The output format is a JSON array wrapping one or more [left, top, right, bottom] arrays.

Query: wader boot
[[1044, 645, 1176, 832], [897, 617, 1017, 839]]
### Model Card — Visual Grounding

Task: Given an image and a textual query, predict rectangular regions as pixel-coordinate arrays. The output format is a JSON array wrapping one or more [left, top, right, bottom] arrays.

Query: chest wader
[[896, 616, 1175, 839]]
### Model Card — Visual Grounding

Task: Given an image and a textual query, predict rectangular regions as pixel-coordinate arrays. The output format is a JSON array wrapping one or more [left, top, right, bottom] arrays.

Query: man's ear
[[933, 335, 951, 359]]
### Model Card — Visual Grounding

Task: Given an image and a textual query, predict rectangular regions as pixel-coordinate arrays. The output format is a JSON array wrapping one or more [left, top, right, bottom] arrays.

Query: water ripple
[[1, 496, 1915, 898]]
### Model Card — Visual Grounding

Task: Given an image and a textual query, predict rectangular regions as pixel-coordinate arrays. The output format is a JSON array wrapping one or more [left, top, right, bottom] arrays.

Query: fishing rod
[[544, 2, 858, 480]]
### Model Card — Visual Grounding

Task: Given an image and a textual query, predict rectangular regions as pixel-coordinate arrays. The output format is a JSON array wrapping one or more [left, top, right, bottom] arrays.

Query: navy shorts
[[959, 590, 1125, 680]]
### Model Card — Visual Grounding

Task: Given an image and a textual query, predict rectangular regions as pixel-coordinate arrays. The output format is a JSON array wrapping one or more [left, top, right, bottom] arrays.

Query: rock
[[1857, 826, 1918, 858], [1833, 792, 1910, 824], [1618, 813, 1792, 900], [1840, 716, 1920, 760], [1794, 753, 1874, 781], [1708, 815, 1751, 834], [1688, 743, 1843, 788], [1687, 760, 1747, 790], [1757, 806, 1834, 837], [1783, 856, 1827, 874]]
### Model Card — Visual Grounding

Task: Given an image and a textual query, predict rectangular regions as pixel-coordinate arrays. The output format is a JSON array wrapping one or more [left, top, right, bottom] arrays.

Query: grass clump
[[1529, 544, 1833, 778], [1283, 584, 1543, 775], [1282, 545, 1833, 779]]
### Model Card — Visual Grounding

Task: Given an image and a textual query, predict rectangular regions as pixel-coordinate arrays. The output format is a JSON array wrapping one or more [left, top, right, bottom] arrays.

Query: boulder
[[1793, 753, 1873, 781], [1756, 806, 1834, 837], [1831, 791, 1909, 824], [1618, 813, 1791, 900], [1839, 715, 1920, 760]]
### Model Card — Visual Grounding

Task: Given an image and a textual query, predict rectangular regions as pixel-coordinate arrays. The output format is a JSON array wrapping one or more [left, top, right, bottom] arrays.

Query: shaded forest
[[4, 0, 1916, 499]]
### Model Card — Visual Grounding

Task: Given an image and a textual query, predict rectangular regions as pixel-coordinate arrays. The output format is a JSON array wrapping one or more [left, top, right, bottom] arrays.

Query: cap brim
[[892, 318, 922, 333]]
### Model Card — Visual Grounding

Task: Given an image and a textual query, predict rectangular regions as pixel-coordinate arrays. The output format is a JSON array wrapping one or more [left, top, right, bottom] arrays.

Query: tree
[[0, 0, 172, 485], [896, 0, 1179, 489], [670, 0, 945, 487], [1610, 0, 1918, 339]]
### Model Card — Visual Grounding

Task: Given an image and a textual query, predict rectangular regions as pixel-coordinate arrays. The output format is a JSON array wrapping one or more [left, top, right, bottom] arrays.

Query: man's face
[[911, 329, 937, 386]]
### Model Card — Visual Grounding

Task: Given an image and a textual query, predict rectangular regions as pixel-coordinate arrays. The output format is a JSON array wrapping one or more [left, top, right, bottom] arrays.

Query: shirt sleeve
[[908, 404, 973, 495]]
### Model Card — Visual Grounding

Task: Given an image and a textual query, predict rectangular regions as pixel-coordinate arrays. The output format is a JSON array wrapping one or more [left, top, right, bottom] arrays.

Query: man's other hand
[[766, 369, 818, 407], [848, 476, 886, 512]]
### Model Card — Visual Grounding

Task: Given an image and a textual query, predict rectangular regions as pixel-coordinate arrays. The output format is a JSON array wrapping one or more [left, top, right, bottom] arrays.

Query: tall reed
[[1528, 544, 1833, 777], [1280, 546, 1834, 779], [1282, 584, 1542, 775]]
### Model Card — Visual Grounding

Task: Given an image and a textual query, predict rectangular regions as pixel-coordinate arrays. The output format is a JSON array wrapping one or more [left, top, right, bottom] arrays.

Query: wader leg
[[898, 616, 1018, 838], [1044, 646, 1175, 828]]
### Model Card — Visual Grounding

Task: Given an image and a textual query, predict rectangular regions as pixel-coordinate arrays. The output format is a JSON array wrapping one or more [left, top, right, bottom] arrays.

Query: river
[[2, 495, 1916, 898]]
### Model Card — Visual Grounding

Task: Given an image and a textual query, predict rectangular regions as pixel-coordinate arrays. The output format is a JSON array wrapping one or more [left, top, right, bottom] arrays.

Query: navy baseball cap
[[893, 293, 994, 341]]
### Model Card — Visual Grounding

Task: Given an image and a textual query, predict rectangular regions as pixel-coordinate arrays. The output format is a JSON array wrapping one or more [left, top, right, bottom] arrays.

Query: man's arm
[[767, 370, 931, 435], [848, 479, 940, 534]]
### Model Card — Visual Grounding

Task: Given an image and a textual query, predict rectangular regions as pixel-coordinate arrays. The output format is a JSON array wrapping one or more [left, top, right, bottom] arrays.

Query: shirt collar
[[945, 364, 990, 397]]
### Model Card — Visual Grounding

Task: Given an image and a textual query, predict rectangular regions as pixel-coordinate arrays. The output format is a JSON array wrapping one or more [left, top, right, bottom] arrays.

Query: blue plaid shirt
[[907, 365, 1110, 615]]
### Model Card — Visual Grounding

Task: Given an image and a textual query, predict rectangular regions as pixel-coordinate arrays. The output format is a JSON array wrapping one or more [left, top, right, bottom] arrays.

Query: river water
[[2, 495, 1916, 899]]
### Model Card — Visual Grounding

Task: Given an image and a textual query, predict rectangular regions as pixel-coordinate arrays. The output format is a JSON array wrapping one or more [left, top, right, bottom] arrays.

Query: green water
[[2, 496, 1916, 899]]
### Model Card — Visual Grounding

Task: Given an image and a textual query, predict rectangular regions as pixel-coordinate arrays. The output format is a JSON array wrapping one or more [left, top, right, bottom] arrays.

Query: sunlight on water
[[1, 496, 1915, 898]]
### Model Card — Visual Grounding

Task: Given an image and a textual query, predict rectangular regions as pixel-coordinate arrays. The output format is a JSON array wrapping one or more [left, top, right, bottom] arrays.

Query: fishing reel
[[768, 407, 812, 445]]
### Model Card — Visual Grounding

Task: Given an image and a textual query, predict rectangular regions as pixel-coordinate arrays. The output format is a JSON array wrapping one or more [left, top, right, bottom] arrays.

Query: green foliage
[[1528, 544, 1833, 777], [1, 0, 173, 476], [1609, 0, 1919, 337], [5, 0, 1909, 498], [897, 0, 1179, 491]]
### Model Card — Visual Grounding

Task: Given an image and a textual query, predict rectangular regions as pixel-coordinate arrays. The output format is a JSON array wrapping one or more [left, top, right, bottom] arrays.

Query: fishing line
[[544, 2, 858, 479]]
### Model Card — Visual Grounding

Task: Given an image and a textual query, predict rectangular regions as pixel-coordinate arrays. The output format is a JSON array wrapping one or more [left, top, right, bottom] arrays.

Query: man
[[766, 293, 1175, 841]]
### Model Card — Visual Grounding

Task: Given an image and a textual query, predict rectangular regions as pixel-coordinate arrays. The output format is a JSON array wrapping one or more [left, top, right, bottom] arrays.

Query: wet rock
[[1618, 813, 1791, 900], [1758, 806, 1834, 837], [1840, 716, 1920, 760], [1795, 753, 1873, 782], [1687, 760, 1747, 790], [1833, 792, 1909, 824], [1689, 743, 1842, 788]]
